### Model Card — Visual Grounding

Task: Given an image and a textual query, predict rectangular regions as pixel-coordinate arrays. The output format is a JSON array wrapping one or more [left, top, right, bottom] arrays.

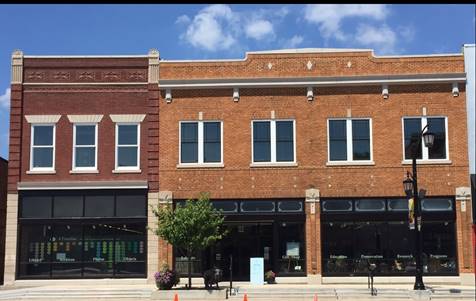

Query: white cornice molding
[[109, 114, 146, 123], [158, 73, 466, 90], [25, 115, 61, 124], [67, 114, 104, 123], [11, 50, 23, 84]]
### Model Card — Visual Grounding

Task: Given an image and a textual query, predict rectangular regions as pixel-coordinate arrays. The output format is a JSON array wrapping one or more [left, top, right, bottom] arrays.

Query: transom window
[[30, 125, 55, 171], [252, 120, 295, 163], [328, 119, 372, 162], [73, 124, 97, 170], [403, 117, 448, 161], [179, 121, 222, 164], [115, 124, 140, 170]]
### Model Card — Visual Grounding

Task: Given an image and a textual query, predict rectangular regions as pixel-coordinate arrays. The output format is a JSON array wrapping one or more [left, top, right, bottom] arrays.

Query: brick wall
[[0, 158, 7, 284], [158, 84, 469, 200]]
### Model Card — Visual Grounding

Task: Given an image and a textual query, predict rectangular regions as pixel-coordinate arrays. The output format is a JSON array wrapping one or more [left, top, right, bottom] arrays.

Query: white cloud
[[0, 88, 10, 109], [355, 24, 397, 54], [179, 5, 289, 52], [245, 19, 274, 40], [181, 4, 239, 51], [284, 35, 304, 48], [398, 25, 415, 42], [304, 4, 388, 41], [175, 15, 191, 25]]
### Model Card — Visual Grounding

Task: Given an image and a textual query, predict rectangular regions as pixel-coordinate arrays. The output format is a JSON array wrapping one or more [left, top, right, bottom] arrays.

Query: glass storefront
[[173, 199, 306, 280], [321, 197, 457, 276], [17, 190, 147, 279]]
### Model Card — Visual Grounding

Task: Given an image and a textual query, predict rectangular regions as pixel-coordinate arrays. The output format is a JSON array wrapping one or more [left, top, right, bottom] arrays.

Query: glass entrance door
[[211, 222, 274, 281]]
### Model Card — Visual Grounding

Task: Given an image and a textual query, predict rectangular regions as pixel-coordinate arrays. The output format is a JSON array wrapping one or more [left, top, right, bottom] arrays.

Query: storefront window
[[355, 199, 385, 211], [278, 222, 305, 275], [212, 201, 238, 213], [240, 201, 275, 212], [322, 200, 352, 212], [18, 190, 147, 279], [277, 200, 303, 212], [422, 222, 457, 274], [51, 224, 83, 278], [83, 223, 114, 277], [321, 197, 457, 276], [18, 224, 52, 278]]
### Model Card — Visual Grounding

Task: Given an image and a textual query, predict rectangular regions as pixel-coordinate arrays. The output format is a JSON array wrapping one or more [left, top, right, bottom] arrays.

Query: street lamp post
[[403, 125, 435, 291]]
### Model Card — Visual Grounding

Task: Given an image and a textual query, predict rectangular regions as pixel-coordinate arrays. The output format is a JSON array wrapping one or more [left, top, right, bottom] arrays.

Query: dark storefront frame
[[321, 196, 458, 277], [173, 199, 306, 280], [17, 189, 147, 279]]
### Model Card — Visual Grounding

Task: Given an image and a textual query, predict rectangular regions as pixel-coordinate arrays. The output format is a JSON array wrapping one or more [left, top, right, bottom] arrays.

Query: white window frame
[[326, 118, 374, 166], [250, 119, 297, 167], [178, 120, 224, 168], [401, 116, 450, 164], [72, 123, 98, 172], [29, 124, 56, 172], [114, 122, 141, 171]]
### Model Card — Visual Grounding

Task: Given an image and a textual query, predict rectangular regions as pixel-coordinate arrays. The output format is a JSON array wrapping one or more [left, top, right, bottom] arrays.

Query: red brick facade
[[5, 49, 474, 283]]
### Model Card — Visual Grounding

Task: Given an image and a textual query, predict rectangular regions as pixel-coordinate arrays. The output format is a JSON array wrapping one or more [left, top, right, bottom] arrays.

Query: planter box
[[151, 288, 227, 300]]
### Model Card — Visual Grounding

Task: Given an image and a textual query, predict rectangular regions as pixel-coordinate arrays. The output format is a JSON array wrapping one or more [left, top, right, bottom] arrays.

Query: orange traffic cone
[[173, 293, 179, 301], [243, 293, 248, 301], [313, 293, 318, 301]]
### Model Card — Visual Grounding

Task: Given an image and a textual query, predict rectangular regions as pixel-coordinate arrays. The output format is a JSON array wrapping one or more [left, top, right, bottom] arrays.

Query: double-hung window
[[115, 124, 140, 170], [402, 116, 448, 161], [179, 121, 223, 166], [73, 124, 97, 171], [327, 118, 373, 164], [30, 124, 55, 171], [252, 120, 296, 165]]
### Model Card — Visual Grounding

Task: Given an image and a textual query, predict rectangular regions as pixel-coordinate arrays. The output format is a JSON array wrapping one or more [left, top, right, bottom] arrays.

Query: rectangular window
[[179, 121, 222, 165], [116, 124, 140, 170], [328, 119, 372, 162], [403, 117, 448, 161], [31, 125, 55, 170], [73, 124, 97, 170], [252, 120, 295, 164]]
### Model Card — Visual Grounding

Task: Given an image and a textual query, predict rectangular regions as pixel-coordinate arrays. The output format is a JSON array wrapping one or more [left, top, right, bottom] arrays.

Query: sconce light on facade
[[452, 83, 459, 97], [165, 89, 172, 103], [307, 87, 314, 101], [382, 85, 389, 99], [233, 88, 240, 102]]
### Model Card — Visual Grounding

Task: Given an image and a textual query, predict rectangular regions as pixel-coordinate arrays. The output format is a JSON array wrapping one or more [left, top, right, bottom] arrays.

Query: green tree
[[151, 192, 226, 289]]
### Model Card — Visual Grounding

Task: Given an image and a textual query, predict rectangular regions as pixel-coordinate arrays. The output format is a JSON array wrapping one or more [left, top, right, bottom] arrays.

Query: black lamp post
[[403, 124, 435, 290]]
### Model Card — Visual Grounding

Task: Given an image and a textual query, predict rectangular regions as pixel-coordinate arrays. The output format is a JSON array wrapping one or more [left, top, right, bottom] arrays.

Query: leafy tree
[[151, 192, 226, 289]]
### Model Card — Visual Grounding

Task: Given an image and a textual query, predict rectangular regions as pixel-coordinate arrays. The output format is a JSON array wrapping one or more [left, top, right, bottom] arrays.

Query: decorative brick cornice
[[11, 50, 23, 84]]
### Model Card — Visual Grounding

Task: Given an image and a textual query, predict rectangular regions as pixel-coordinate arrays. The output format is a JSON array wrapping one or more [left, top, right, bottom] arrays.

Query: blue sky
[[0, 4, 475, 159]]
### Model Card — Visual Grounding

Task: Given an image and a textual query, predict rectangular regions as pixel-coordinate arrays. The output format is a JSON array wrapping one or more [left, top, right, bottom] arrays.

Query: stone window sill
[[401, 159, 452, 165], [70, 170, 99, 174], [250, 162, 298, 168], [26, 170, 56, 175], [112, 169, 142, 173], [326, 161, 375, 166], [176, 163, 224, 169]]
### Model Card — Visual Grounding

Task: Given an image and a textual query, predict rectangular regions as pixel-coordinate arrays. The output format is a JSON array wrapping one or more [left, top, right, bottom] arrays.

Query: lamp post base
[[414, 281, 426, 290]]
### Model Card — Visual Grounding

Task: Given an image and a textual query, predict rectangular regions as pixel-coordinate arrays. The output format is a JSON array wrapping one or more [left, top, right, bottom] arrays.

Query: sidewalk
[[0, 282, 474, 301]]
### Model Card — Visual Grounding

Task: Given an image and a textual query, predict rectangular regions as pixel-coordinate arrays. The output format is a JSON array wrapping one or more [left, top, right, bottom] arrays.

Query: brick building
[[0, 157, 7, 285], [3, 48, 474, 285]]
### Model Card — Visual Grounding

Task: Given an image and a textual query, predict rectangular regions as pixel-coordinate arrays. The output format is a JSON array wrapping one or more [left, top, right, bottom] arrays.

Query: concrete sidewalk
[[0, 282, 474, 301]]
